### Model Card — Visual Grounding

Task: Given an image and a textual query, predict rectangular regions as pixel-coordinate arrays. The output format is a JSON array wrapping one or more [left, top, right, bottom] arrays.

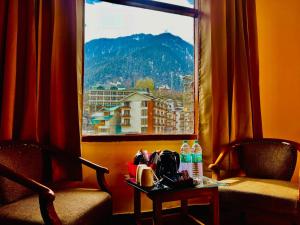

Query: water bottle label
[[185, 154, 192, 162], [192, 153, 202, 163], [181, 154, 191, 163], [180, 154, 185, 162]]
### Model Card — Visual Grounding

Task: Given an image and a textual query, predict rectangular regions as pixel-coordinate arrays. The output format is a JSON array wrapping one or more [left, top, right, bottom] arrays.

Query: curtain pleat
[[0, 1, 37, 140], [0, 0, 19, 140], [37, 0, 82, 181], [14, 1, 37, 140], [0, 0, 82, 181], [245, 0, 262, 139], [199, 0, 263, 173], [36, 0, 53, 144]]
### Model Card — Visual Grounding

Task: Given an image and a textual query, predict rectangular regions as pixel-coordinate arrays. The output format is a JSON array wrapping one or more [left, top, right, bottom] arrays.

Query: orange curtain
[[0, 0, 83, 181], [0, 1, 37, 140], [198, 0, 263, 170]]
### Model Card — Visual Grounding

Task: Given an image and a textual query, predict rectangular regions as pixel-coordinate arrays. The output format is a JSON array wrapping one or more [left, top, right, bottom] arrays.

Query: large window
[[83, 0, 199, 140]]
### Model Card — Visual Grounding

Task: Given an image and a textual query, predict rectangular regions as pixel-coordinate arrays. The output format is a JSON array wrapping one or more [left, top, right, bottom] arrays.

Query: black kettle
[[155, 150, 180, 179]]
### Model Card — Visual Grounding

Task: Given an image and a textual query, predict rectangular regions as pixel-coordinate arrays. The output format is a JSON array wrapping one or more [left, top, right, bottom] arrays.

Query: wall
[[256, 0, 300, 182], [82, 140, 186, 213]]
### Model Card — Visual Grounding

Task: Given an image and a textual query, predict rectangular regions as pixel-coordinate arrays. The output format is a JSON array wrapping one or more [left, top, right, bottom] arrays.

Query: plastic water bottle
[[179, 140, 193, 177], [179, 140, 189, 172], [191, 140, 203, 182]]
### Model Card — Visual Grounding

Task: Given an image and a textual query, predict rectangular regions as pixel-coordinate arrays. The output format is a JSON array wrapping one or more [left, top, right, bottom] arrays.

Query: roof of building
[[91, 106, 121, 116], [104, 105, 121, 111], [91, 115, 113, 125], [120, 92, 154, 102]]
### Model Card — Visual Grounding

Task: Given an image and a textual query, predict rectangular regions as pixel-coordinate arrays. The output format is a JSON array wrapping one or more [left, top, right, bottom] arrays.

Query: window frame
[[82, 0, 200, 142]]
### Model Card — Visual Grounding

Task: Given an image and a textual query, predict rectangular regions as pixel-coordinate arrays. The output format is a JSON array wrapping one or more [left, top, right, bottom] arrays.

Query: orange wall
[[256, 1, 300, 182], [256, 0, 300, 141], [82, 141, 187, 213]]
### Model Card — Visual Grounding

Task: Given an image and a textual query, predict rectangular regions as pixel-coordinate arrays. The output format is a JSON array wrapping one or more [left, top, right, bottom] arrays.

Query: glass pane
[[83, 1, 194, 135], [150, 0, 194, 8], [86, 0, 194, 8]]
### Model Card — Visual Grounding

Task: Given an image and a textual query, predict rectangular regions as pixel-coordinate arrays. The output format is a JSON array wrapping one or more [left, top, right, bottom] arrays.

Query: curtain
[[0, 0, 83, 181], [0, 1, 37, 140], [198, 0, 263, 171]]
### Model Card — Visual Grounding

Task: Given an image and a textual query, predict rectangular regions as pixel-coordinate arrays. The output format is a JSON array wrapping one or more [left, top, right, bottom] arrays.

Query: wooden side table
[[126, 178, 219, 225]]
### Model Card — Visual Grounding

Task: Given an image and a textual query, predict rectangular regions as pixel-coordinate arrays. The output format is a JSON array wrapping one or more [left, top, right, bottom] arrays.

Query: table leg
[[134, 189, 142, 225], [153, 198, 163, 225], [181, 199, 188, 218], [211, 189, 219, 225]]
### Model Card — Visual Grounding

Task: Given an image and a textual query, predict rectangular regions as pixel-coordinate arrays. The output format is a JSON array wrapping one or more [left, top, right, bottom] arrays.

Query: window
[[99, 128, 108, 133], [141, 101, 148, 107], [141, 118, 147, 125], [83, 0, 198, 141], [141, 127, 148, 133], [141, 109, 147, 116], [123, 101, 130, 107], [123, 110, 130, 116], [123, 119, 131, 126]]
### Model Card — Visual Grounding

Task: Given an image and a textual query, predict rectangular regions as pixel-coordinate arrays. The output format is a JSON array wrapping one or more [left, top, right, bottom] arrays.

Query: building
[[120, 92, 154, 134], [118, 92, 179, 134], [84, 88, 133, 114], [89, 106, 121, 135], [85, 88, 183, 135], [173, 107, 184, 133], [165, 99, 177, 133], [84, 86, 195, 135], [182, 75, 194, 133], [153, 98, 168, 134]]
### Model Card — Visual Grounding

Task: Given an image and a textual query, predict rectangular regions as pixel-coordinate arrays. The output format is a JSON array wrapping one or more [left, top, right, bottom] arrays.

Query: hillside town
[[82, 75, 194, 135]]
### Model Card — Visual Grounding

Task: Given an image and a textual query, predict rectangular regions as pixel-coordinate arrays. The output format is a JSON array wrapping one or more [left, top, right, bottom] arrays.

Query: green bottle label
[[181, 154, 192, 163], [192, 153, 202, 163], [180, 154, 185, 162], [185, 154, 192, 162]]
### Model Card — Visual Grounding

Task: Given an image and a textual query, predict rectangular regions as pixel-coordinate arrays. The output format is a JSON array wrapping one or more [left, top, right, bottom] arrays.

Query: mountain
[[84, 33, 194, 91]]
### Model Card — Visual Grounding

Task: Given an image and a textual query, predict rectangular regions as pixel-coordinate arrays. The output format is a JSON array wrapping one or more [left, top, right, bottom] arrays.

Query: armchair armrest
[[79, 157, 111, 194], [0, 163, 62, 225], [79, 157, 109, 174], [43, 146, 111, 194], [0, 163, 53, 196], [208, 145, 235, 180], [44, 146, 111, 194]]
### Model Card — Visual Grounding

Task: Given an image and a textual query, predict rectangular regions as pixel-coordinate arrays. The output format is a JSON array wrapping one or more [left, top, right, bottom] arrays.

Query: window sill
[[82, 134, 197, 142]]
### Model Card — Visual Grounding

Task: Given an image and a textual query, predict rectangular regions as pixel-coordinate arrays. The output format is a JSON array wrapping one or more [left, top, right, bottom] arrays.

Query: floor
[[112, 205, 210, 225], [111, 206, 300, 225]]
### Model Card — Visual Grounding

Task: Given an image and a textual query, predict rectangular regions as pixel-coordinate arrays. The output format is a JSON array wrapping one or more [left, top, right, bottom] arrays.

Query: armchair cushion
[[0, 188, 112, 225], [219, 177, 298, 215]]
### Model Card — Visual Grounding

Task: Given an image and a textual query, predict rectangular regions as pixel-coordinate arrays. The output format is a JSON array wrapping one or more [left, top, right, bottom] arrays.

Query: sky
[[85, 0, 194, 44]]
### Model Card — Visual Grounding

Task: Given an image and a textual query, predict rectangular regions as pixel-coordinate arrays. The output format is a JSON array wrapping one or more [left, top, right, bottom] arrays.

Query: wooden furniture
[[209, 138, 300, 225], [126, 178, 220, 225], [0, 141, 112, 225]]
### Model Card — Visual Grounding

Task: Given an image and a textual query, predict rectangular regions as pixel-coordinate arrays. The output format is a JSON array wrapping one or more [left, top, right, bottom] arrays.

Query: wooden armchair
[[0, 141, 112, 225], [209, 138, 300, 225]]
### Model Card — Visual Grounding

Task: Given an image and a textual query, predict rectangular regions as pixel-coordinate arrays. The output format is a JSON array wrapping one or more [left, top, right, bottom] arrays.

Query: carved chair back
[[0, 142, 50, 205], [233, 139, 297, 180]]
